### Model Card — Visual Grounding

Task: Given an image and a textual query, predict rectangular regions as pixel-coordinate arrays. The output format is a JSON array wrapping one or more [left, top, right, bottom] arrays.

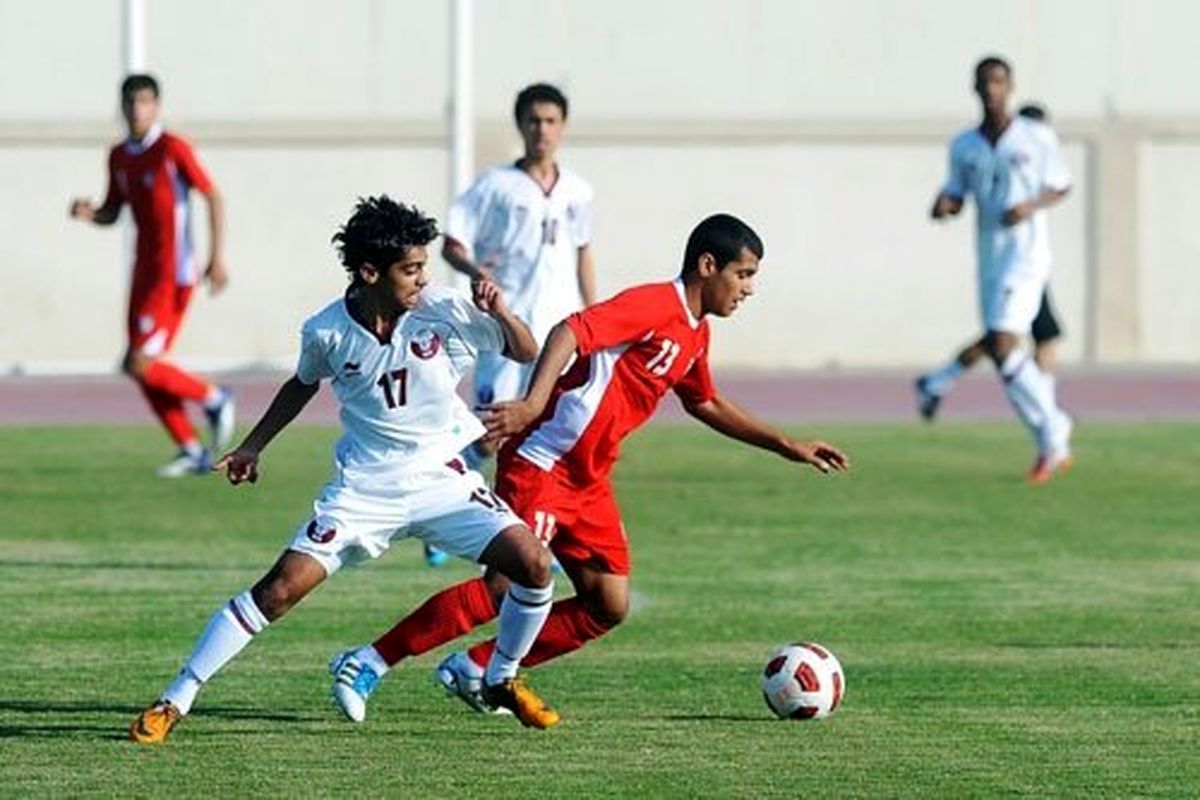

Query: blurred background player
[[129, 196, 558, 743], [325, 214, 849, 724], [69, 74, 234, 477], [924, 58, 1074, 483], [424, 82, 596, 567], [916, 103, 1065, 420]]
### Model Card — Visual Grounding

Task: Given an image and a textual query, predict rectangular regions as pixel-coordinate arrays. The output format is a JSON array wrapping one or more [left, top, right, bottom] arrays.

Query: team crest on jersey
[[306, 520, 337, 544], [410, 329, 441, 360]]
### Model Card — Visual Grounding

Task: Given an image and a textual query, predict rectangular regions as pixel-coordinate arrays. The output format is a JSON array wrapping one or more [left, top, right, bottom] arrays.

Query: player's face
[[363, 246, 429, 313], [518, 101, 565, 159], [701, 248, 759, 318], [974, 65, 1012, 117], [122, 89, 160, 139]]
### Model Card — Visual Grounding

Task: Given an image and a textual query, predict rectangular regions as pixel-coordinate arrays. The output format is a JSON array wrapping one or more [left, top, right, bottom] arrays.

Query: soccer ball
[[761, 642, 845, 720]]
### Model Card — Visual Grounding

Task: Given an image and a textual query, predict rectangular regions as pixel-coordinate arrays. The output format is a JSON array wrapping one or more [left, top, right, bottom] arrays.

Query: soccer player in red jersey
[[328, 213, 850, 722], [70, 74, 235, 476]]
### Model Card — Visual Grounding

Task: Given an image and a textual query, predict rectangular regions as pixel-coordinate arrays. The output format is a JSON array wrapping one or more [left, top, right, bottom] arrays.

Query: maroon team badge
[[410, 329, 442, 360], [306, 520, 337, 544]]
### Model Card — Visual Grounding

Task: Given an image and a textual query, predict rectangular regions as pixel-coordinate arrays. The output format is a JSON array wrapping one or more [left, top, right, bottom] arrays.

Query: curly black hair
[[331, 195, 439, 276]]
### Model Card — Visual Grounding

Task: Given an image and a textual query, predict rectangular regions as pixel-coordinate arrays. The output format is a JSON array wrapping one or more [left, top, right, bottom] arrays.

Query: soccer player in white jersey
[[425, 82, 595, 566], [923, 57, 1074, 483], [129, 196, 561, 743], [916, 103, 1066, 421]]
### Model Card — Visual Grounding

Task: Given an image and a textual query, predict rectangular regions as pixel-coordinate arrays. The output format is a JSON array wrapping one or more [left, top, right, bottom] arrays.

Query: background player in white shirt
[[924, 57, 1073, 483], [429, 83, 596, 566], [129, 196, 561, 743], [916, 103, 1066, 421]]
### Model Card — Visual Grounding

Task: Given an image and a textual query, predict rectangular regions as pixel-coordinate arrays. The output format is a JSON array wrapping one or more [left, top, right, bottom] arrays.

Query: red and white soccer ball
[[761, 642, 845, 720]]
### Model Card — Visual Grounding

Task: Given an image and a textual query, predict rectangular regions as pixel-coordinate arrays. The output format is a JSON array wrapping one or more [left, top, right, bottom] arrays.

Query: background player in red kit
[[328, 213, 850, 722], [70, 74, 235, 477]]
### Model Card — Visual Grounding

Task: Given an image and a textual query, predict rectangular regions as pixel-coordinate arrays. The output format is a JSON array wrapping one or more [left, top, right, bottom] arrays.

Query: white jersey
[[445, 162, 593, 343], [295, 285, 505, 481], [943, 116, 1071, 283]]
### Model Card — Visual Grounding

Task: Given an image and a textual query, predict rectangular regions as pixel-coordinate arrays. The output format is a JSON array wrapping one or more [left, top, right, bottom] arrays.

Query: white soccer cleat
[[434, 651, 509, 715], [155, 449, 212, 478], [329, 650, 381, 723]]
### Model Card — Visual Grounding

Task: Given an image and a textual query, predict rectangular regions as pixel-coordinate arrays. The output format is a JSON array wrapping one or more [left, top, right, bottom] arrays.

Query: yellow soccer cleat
[[129, 700, 182, 744], [482, 676, 561, 729]]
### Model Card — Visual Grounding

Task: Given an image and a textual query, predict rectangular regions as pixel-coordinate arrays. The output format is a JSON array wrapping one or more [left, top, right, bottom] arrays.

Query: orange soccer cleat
[[482, 676, 561, 729], [129, 700, 182, 744], [1028, 452, 1073, 485]]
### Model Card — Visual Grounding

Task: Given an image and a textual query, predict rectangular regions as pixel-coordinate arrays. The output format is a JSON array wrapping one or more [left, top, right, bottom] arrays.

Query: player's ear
[[697, 252, 718, 278], [358, 263, 379, 285]]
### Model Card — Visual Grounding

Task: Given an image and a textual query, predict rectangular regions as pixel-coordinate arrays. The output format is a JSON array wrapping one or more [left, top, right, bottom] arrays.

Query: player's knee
[[588, 590, 629, 628], [518, 545, 553, 589], [251, 577, 303, 621], [123, 350, 150, 378]]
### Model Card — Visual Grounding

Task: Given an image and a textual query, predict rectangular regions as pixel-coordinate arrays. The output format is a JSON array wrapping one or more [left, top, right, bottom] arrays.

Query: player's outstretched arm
[[576, 245, 598, 306], [683, 392, 849, 474], [480, 321, 578, 442], [214, 376, 319, 485], [472, 278, 538, 362], [1001, 187, 1070, 226], [443, 236, 492, 282]]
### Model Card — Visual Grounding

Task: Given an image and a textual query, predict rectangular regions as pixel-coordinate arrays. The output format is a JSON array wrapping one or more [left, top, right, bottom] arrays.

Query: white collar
[[125, 123, 163, 154], [672, 278, 701, 329]]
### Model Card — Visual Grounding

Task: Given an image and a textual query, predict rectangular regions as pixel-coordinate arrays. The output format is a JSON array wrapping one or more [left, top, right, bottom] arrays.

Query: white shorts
[[472, 351, 533, 406], [287, 458, 524, 576], [980, 274, 1046, 335]]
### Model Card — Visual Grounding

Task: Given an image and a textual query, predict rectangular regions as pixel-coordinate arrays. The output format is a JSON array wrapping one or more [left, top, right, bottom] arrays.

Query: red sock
[[372, 577, 498, 666], [467, 596, 613, 669], [139, 384, 198, 446], [142, 360, 212, 403]]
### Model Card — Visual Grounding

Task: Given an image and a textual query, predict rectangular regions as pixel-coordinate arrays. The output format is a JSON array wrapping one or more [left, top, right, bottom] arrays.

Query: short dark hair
[[513, 83, 569, 125], [1018, 102, 1048, 122], [681, 214, 764, 276], [974, 56, 1012, 83], [332, 195, 439, 274], [121, 73, 160, 102]]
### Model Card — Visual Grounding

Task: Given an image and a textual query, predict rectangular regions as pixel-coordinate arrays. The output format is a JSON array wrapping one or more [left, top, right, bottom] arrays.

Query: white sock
[[353, 645, 391, 677], [923, 359, 964, 396], [999, 351, 1057, 448], [484, 581, 553, 685], [162, 590, 269, 714], [182, 440, 205, 458], [202, 387, 225, 410]]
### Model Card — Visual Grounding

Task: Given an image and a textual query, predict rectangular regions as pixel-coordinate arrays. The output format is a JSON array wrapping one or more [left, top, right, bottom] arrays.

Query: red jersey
[[512, 280, 717, 484], [104, 125, 214, 291]]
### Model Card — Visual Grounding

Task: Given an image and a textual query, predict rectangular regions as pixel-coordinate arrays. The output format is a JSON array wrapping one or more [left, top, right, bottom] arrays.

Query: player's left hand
[[213, 447, 259, 485], [479, 399, 539, 442], [780, 439, 850, 474], [205, 258, 230, 295], [1002, 201, 1035, 227], [472, 276, 507, 315]]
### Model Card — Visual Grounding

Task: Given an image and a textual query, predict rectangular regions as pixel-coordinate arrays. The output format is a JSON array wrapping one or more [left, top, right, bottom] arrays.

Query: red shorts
[[128, 281, 193, 356], [495, 452, 630, 576]]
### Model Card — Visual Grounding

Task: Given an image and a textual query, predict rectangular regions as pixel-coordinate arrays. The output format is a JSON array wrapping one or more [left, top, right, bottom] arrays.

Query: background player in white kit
[[129, 196, 560, 743], [916, 103, 1067, 421], [925, 57, 1074, 483], [427, 82, 596, 566]]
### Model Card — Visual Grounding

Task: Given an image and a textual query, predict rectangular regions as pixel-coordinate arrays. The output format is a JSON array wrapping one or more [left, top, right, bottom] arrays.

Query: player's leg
[[1030, 288, 1062, 377], [130, 549, 328, 743], [916, 336, 987, 421]]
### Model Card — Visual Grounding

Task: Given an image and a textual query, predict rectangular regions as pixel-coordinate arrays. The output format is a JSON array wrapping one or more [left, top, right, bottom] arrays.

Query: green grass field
[[1, 423, 1198, 797]]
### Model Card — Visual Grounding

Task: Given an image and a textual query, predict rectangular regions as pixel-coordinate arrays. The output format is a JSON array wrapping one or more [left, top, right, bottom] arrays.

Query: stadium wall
[[1, 0, 1197, 372]]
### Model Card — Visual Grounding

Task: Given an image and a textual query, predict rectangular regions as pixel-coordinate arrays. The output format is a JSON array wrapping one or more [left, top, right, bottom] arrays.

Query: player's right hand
[[69, 198, 95, 221], [214, 448, 260, 485], [479, 399, 540, 442]]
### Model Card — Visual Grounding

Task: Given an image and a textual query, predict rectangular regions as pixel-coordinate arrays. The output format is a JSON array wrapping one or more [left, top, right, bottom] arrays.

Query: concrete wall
[[1, 0, 1197, 372]]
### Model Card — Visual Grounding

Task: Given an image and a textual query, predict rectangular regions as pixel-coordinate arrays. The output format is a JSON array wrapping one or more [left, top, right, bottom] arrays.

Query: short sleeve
[[102, 149, 125, 210], [444, 177, 490, 247], [565, 286, 663, 356], [567, 187, 593, 248], [295, 321, 333, 385], [942, 141, 967, 200], [1041, 128, 1072, 192], [673, 331, 716, 406], [168, 136, 214, 194]]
